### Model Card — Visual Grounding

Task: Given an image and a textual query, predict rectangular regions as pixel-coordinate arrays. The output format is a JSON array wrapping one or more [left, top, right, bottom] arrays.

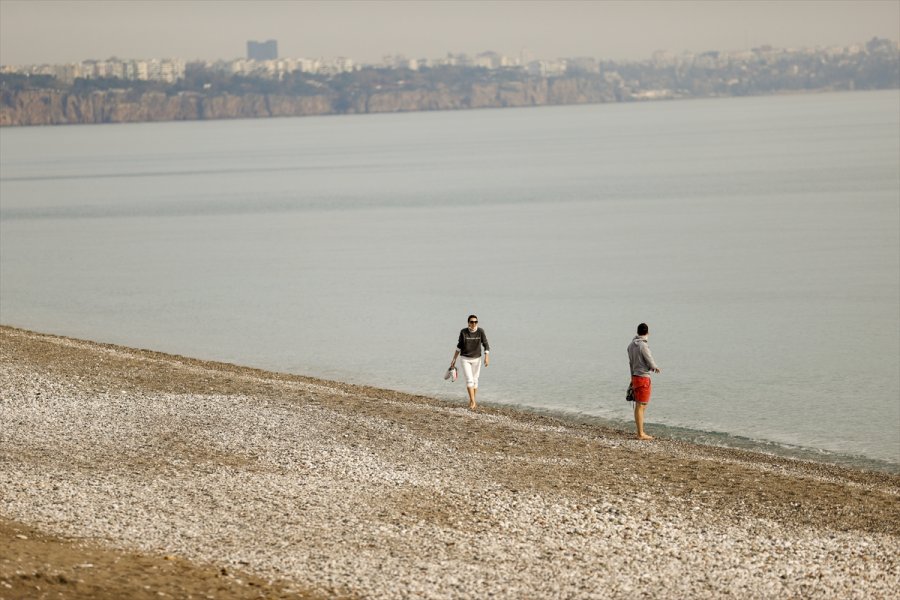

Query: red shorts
[[631, 375, 652, 404]]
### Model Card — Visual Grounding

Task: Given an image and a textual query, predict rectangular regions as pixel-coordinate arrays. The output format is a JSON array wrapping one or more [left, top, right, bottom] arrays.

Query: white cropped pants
[[460, 355, 482, 389]]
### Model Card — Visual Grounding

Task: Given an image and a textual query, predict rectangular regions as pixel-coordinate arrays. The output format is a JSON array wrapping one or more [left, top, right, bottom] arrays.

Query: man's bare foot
[[468, 403, 477, 411], [637, 433, 654, 440]]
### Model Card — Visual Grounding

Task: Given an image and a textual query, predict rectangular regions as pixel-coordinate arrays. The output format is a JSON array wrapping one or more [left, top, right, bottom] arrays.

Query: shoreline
[[2, 325, 899, 597], [550, 411, 900, 475], [2, 87, 895, 129], [4, 323, 895, 474]]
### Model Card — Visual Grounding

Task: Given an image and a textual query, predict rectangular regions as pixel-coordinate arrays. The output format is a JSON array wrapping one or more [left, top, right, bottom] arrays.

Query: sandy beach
[[1, 325, 898, 599]]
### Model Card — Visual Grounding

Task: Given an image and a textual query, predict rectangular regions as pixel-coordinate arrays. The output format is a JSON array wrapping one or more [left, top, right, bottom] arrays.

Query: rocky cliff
[[0, 89, 336, 126], [0, 77, 617, 126]]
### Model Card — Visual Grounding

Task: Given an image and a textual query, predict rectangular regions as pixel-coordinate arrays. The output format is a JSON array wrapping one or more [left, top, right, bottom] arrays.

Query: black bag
[[625, 384, 635, 402]]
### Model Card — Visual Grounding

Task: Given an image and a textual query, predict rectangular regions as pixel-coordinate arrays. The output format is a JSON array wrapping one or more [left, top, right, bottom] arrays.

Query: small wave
[[488, 401, 900, 474]]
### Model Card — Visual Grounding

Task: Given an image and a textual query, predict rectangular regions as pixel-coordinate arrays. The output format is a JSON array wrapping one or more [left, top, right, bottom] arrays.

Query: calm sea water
[[2, 91, 898, 470]]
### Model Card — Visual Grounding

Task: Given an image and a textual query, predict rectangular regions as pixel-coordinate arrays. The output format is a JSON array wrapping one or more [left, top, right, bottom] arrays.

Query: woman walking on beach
[[450, 315, 490, 410]]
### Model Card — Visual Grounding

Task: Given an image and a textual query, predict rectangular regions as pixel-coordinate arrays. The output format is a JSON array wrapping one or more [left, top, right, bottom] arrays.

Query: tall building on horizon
[[247, 40, 278, 61]]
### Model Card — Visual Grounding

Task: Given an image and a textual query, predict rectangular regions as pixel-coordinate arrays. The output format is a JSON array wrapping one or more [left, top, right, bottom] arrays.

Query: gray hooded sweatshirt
[[627, 335, 658, 378]]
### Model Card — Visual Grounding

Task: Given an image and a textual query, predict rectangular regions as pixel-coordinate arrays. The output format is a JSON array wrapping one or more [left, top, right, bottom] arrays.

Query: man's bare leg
[[467, 386, 477, 410], [634, 403, 653, 440]]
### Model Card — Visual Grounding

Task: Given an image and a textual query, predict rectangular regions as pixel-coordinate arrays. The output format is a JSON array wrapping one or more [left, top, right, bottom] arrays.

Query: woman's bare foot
[[637, 433, 654, 440]]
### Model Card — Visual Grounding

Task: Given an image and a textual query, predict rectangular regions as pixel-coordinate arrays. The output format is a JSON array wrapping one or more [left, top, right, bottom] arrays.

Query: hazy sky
[[1, 0, 898, 66]]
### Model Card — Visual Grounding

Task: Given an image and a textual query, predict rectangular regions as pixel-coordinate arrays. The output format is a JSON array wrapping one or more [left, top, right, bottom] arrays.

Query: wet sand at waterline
[[1, 326, 898, 598]]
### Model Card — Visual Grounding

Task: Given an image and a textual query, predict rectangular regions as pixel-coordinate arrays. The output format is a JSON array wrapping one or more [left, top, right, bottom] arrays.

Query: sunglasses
[[468, 320, 478, 324]]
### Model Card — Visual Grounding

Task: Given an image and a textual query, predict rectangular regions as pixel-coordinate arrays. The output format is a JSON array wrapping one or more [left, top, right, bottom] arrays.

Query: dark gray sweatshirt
[[457, 327, 490, 358]]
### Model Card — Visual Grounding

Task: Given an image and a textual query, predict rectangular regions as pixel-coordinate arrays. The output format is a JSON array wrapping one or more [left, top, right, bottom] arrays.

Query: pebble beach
[[1, 325, 898, 599]]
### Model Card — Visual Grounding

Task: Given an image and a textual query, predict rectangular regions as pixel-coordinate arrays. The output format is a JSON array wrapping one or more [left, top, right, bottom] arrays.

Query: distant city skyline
[[1, 0, 898, 66]]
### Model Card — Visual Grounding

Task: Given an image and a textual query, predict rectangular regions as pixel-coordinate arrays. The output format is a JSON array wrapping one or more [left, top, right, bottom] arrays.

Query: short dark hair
[[637, 323, 649, 335], [468, 314, 478, 322]]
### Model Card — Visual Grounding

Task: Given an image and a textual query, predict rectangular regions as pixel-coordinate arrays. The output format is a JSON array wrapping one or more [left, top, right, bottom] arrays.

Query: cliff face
[[0, 78, 615, 127], [348, 78, 616, 114], [0, 90, 336, 126]]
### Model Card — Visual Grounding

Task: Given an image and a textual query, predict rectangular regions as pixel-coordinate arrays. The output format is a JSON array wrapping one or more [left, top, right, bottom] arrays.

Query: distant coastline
[[2, 78, 894, 129], [2, 39, 897, 127]]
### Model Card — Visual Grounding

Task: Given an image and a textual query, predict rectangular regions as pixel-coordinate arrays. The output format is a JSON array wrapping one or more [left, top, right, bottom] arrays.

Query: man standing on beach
[[628, 323, 660, 440]]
